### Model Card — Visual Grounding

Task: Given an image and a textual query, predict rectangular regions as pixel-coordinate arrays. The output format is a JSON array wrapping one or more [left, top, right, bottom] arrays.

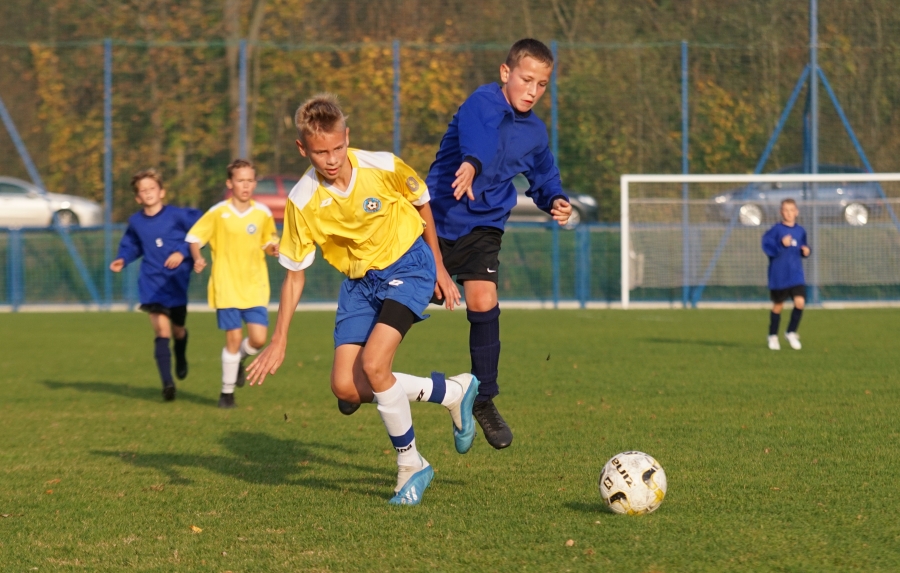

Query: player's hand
[[801, 245, 810, 257], [164, 252, 185, 269], [452, 162, 476, 201], [264, 242, 280, 257], [193, 257, 207, 274], [551, 198, 573, 226], [782, 235, 793, 247], [246, 340, 287, 386], [434, 264, 461, 310], [109, 258, 125, 273]]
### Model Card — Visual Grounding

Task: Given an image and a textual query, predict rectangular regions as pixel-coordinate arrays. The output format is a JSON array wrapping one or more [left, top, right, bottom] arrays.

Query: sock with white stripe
[[374, 381, 419, 467]]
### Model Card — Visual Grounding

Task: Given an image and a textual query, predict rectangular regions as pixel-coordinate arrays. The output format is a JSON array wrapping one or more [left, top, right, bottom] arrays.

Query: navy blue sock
[[428, 371, 446, 404], [154, 337, 174, 386], [787, 308, 803, 333], [468, 305, 501, 402], [769, 311, 781, 336], [173, 330, 188, 362]]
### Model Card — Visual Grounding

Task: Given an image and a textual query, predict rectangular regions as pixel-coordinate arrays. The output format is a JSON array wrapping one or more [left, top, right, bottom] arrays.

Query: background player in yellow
[[186, 159, 279, 408], [246, 94, 477, 506]]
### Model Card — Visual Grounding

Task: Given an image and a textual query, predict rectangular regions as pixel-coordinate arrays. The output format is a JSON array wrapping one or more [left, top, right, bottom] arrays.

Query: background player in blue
[[425, 39, 573, 449], [762, 198, 810, 351], [109, 169, 202, 400]]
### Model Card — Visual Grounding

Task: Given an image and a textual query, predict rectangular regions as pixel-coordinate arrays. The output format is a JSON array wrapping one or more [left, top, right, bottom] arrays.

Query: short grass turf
[[1, 309, 899, 572]]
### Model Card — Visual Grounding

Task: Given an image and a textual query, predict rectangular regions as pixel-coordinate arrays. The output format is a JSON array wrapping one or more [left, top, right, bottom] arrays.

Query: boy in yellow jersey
[[186, 159, 279, 408], [246, 94, 478, 506]]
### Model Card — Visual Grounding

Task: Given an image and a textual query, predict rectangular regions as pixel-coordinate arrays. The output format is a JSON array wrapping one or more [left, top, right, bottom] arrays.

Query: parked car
[[228, 173, 599, 228], [711, 164, 881, 227], [0, 176, 103, 228], [509, 174, 598, 228], [223, 174, 297, 222]]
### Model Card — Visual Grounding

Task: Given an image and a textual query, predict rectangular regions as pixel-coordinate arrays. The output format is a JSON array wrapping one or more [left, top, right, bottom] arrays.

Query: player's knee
[[248, 333, 267, 350], [794, 297, 805, 310], [361, 355, 390, 386], [465, 285, 498, 312], [330, 375, 359, 402]]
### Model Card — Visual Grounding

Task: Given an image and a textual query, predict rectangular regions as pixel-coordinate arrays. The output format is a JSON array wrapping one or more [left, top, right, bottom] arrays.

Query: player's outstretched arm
[[415, 202, 461, 310], [247, 269, 306, 386]]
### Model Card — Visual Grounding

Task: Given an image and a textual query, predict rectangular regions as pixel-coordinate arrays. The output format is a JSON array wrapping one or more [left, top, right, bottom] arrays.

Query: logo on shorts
[[389, 279, 404, 286], [406, 177, 420, 192], [363, 197, 382, 213], [155, 238, 163, 248], [247, 224, 257, 234], [486, 268, 497, 273]]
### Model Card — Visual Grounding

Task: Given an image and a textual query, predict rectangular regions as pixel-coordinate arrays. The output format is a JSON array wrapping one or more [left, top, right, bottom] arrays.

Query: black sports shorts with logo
[[139, 303, 188, 327], [769, 284, 806, 303], [437, 226, 503, 286]]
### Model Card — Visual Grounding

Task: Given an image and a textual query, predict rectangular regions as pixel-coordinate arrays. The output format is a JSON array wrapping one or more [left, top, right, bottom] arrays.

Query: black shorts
[[140, 303, 188, 327], [438, 226, 503, 286], [770, 285, 806, 303]]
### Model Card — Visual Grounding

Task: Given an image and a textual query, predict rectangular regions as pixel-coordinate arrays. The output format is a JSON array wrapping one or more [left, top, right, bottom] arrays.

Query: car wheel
[[738, 204, 763, 226], [563, 207, 583, 229], [844, 203, 868, 226], [54, 209, 80, 228]]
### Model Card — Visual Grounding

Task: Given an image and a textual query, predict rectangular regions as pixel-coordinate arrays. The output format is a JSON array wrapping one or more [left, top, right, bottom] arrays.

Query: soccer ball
[[598, 451, 667, 515]]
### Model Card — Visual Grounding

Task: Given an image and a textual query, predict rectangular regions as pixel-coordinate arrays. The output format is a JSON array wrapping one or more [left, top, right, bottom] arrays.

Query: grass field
[[2, 309, 899, 571]]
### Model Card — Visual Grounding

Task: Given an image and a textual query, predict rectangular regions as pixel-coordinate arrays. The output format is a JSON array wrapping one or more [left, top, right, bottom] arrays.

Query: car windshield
[[255, 179, 278, 195]]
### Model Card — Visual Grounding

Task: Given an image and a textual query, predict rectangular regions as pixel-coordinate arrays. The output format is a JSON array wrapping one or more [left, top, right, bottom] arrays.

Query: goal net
[[620, 173, 900, 308]]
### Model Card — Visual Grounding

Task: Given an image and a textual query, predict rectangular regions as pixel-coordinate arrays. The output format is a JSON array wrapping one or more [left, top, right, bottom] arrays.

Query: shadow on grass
[[93, 431, 455, 499], [564, 500, 612, 516], [42, 380, 213, 406], [642, 337, 745, 348]]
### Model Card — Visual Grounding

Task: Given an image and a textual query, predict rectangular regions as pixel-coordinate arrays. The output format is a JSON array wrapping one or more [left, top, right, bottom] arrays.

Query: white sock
[[374, 381, 419, 467], [239, 337, 260, 359], [393, 372, 462, 407], [221, 348, 241, 394]]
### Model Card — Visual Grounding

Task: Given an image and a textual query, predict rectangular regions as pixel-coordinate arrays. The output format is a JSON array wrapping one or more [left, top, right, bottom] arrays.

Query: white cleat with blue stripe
[[447, 374, 480, 454], [389, 455, 433, 506]]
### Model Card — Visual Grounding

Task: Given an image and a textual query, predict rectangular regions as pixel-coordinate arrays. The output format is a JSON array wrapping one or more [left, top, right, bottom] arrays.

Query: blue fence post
[[104, 38, 113, 307], [681, 40, 690, 308], [393, 39, 401, 157], [809, 0, 820, 305], [8, 229, 23, 311], [552, 224, 560, 308], [239, 39, 248, 159], [550, 40, 559, 159]]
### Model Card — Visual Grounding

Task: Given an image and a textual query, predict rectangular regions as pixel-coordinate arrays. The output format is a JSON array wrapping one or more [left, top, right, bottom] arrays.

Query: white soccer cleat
[[768, 335, 780, 350], [785, 331, 802, 350], [446, 373, 479, 454]]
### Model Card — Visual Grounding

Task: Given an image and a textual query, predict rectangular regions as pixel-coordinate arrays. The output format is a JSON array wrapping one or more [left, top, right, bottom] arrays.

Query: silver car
[[509, 174, 598, 228], [0, 176, 103, 228]]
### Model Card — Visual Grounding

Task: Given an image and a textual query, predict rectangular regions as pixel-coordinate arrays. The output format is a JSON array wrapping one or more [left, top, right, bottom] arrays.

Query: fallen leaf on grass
[[44, 490, 53, 495], [565, 539, 575, 547], [1, 514, 10, 518], [190, 525, 203, 533], [46, 478, 61, 485]]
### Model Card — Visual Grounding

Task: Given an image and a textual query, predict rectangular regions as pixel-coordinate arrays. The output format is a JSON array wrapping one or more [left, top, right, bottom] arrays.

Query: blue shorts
[[216, 306, 269, 331], [334, 237, 436, 347]]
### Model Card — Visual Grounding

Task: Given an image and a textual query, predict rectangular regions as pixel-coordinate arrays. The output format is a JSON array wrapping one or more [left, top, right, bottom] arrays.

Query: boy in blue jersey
[[425, 38, 573, 449], [110, 169, 202, 400], [762, 198, 810, 350]]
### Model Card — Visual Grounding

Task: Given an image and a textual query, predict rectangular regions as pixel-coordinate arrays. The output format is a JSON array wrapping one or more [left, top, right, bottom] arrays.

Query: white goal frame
[[620, 172, 900, 309]]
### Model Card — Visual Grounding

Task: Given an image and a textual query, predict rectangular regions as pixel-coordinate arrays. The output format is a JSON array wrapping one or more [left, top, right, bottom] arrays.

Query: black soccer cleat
[[218, 392, 236, 409], [175, 356, 188, 380], [235, 359, 246, 388], [162, 385, 176, 402], [338, 399, 361, 416], [473, 399, 513, 449]]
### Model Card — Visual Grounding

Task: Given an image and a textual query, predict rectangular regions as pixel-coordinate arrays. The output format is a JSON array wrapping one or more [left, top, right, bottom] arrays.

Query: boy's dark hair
[[131, 168, 164, 194], [295, 93, 347, 141], [227, 158, 256, 179], [781, 198, 798, 208], [505, 39, 554, 70]]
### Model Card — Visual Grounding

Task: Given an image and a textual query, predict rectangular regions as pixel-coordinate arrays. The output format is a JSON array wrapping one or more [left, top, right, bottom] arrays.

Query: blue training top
[[426, 83, 567, 240], [761, 222, 809, 290], [116, 205, 202, 307]]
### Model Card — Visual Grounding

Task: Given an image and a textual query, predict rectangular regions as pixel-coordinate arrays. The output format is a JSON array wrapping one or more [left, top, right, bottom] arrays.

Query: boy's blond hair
[[505, 38, 554, 70], [294, 93, 347, 141], [227, 158, 255, 179], [781, 198, 798, 208], [131, 168, 164, 194]]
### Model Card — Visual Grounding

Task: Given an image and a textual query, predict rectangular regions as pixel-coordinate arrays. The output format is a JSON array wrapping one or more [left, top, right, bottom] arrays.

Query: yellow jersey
[[186, 200, 278, 309], [279, 149, 430, 279]]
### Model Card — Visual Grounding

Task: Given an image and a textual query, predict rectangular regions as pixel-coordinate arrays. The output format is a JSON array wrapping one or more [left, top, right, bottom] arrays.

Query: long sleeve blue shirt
[[426, 83, 567, 240], [116, 205, 202, 307], [761, 222, 809, 290]]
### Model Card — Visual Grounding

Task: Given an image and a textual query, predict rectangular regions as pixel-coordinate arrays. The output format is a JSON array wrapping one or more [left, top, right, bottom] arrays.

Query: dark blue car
[[711, 164, 880, 227]]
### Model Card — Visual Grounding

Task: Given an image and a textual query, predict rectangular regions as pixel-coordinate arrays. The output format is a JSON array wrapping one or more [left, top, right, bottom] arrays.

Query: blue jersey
[[762, 222, 809, 290], [117, 205, 202, 307], [426, 83, 567, 240]]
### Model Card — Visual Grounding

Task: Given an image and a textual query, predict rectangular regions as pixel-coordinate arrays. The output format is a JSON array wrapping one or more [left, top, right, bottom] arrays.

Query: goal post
[[620, 173, 900, 309]]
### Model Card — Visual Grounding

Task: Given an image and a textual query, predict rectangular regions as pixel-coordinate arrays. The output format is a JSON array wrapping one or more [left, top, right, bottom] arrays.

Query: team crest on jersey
[[363, 197, 382, 213], [155, 238, 163, 248], [247, 223, 257, 234], [406, 176, 419, 192]]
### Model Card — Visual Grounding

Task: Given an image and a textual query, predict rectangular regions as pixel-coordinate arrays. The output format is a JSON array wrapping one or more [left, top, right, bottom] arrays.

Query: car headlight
[[714, 195, 728, 204]]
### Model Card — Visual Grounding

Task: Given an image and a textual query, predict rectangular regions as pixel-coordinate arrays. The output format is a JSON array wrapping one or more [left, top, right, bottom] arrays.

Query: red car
[[223, 174, 299, 223]]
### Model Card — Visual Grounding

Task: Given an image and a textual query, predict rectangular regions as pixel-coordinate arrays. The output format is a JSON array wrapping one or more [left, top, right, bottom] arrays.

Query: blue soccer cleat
[[389, 456, 433, 506], [447, 374, 480, 454]]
